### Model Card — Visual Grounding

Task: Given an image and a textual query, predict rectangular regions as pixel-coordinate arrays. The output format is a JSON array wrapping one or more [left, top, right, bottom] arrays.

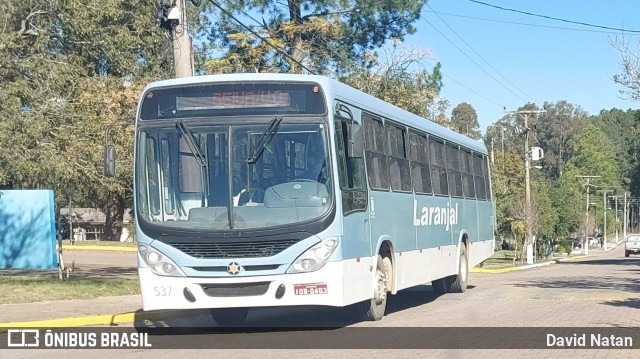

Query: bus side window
[[461, 149, 476, 199], [408, 131, 432, 194], [446, 144, 463, 198], [473, 154, 487, 200], [335, 120, 367, 214], [429, 138, 449, 196], [387, 123, 411, 192], [363, 115, 389, 191]]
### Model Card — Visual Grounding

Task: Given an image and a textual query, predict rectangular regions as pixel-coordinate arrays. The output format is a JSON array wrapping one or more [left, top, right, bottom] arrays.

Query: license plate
[[293, 283, 328, 295]]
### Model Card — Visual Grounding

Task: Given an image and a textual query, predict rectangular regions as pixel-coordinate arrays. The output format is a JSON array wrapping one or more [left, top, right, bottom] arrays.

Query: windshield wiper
[[246, 116, 283, 164], [176, 120, 206, 167]]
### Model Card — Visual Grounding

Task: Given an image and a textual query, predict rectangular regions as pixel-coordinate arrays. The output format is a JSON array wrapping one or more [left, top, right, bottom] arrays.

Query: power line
[[424, 59, 503, 108], [467, 0, 640, 34], [427, 4, 539, 105], [423, 10, 630, 34], [422, 17, 528, 104], [208, 0, 317, 74]]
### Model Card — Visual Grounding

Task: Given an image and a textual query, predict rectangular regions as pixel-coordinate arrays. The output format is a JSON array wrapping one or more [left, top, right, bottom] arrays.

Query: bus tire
[[448, 244, 468, 293], [357, 254, 391, 321], [210, 308, 249, 326]]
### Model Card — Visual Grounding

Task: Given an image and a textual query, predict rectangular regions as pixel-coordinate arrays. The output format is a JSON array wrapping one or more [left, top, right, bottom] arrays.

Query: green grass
[[477, 250, 522, 269], [0, 276, 140, 304]]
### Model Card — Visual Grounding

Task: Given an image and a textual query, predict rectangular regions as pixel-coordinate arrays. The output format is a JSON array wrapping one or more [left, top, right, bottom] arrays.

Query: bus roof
[[142, 73, 488, 155]]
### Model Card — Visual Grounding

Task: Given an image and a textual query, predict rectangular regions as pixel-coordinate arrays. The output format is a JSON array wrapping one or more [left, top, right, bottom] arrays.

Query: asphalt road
[[6, 243, 640, 358]]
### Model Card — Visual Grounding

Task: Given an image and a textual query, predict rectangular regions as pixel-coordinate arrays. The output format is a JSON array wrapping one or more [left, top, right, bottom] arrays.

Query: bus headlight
[[138, 245, 186, 277], [287, 237, 339, 274]]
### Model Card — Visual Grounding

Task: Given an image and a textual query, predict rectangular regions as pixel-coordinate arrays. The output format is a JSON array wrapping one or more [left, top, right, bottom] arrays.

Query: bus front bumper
[[138, 261, 350, 311]]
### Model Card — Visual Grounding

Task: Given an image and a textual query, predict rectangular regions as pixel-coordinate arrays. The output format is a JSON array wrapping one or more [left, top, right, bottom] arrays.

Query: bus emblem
[[227, 262, 241, 275]]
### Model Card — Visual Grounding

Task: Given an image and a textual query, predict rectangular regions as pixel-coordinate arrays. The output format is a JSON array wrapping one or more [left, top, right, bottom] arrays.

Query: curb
[[0, 312, 136, 330], [471, 254, 591, 274], [61, 245, 137, 252]]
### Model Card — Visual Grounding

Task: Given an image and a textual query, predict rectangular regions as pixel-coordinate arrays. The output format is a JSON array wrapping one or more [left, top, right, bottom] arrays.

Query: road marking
[[0, 312, 135, 330]]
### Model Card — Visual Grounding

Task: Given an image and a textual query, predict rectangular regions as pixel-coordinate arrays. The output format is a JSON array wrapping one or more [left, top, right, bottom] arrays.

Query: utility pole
[[597, 190, 612, 251], [505, 109, 545, 264], [624, 191, 628, 239], [501, 127, 505, 157], [490, 137, 495, 164], [610, 195, 623, 243], [576, 175, 600, 255], [160, 0, 194, 78]]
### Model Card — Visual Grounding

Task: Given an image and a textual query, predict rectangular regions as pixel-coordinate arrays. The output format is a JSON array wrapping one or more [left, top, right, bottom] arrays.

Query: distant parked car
[[625, 235, 640, 257]]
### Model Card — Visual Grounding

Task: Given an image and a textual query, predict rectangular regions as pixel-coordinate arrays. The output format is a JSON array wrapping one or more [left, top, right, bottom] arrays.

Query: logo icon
[[227, 262, 241, 275], [7, 329, 39, 347]]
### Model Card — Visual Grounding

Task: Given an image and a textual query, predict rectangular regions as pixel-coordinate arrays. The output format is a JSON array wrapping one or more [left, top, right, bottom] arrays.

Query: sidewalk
[[0, 295, 141, 327], [471, 239, 624, 274]]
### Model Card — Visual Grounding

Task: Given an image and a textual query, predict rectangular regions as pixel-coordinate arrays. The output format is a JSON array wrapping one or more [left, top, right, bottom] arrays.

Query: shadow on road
[[602, 298, 640, 309], [556, 257, 640, 266], [512, 257, 640, 309], [132, 284, 455, 334]]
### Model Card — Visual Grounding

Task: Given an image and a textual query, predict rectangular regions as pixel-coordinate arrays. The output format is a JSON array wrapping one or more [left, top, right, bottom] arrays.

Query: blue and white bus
[[105, 73, 495, 324]]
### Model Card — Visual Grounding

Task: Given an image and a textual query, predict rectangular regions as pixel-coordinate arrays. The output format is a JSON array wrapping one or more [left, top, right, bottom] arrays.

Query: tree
[[562, 124, 619, 190], [490, 150, 525, 247], [591, 108, 640, 188], [341, 42, 445, 122], [450, 102, 480, 139], [611, 35, 640, 101], [0, 0, 172, 240], [205, 0, 429, 74], [536, 101, 588, 180]]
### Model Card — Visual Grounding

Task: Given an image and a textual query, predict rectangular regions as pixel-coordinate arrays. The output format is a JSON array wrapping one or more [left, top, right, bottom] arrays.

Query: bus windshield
[[136, 119, 332, 232]]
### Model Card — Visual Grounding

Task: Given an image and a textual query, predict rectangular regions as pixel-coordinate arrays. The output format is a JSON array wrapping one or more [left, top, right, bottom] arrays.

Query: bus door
[[333, 101, 370, 259]]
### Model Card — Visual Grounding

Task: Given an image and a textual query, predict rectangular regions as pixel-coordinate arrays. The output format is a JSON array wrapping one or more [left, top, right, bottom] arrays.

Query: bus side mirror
[[104, 145, 116, 177], [349, 123, 364, 158]]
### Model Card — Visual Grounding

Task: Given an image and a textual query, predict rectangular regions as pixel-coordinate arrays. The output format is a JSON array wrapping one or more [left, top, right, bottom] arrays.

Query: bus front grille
[[200, 282, 271, 297], [170, 239, 299, 258]]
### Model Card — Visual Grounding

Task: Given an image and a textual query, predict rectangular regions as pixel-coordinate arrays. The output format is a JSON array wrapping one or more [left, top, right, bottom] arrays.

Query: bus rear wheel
[[431, 244, 468, 294], [448, 244, 468, 293], [210, 308, 249, 326], [356, 254, 392, 321]]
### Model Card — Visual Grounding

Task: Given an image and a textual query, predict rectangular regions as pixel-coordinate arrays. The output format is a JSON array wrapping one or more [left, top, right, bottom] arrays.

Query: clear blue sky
[[405, 0, 640, 132]]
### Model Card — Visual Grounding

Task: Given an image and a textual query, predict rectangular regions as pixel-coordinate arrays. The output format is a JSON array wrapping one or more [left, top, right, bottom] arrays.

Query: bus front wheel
[[357, 254, 392, 321], [210, 308, 249, 326]]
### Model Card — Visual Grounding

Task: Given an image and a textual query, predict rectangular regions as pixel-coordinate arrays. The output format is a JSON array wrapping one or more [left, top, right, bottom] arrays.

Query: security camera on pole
[[158, 0, 202, 78]]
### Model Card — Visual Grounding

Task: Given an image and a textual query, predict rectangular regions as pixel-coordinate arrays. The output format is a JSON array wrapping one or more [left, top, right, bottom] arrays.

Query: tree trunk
[[103, 193, 125, 241], [287, 0, 303, 73]]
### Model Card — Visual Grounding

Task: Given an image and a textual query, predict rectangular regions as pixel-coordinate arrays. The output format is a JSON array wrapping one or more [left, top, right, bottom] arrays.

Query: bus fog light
[[301, 259, 315, 270], [162, 263, 174, 273], [287, 237, 340, 274]]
